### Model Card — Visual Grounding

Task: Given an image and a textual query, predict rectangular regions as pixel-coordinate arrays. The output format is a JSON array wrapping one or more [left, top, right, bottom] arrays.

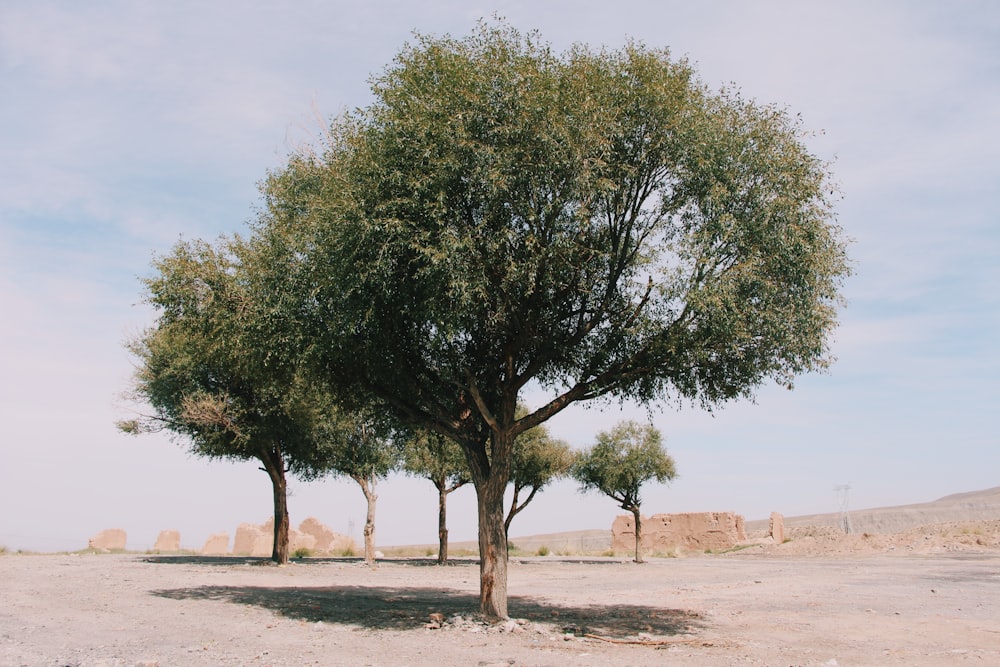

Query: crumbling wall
[[612, 512, 746, 553], [232, 517, 355, 556], [232, 523, 272, 556], [88, 528, 127, 551], [153, 530, 181, 552], [299, 516, 355, 554], [201, 532, 230, 555]]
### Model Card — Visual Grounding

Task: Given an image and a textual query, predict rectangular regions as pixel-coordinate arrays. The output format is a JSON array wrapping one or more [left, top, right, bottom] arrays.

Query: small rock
[[502, 620, 521, 633]]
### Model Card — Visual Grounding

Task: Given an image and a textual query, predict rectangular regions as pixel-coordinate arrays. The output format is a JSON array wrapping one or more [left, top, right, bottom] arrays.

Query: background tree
[[313, 411, 401, 566], [256, 22, 849, 618], [505, 417, 574, 537], [573, 421, 676, 563], [118, 239, 336, 564], [401, 429, 471, 563]]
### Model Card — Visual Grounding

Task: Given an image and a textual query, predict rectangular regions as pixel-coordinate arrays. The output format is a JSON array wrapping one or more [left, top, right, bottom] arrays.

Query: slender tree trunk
[[261, 449, 289, 565], [476, 474, 509, 620], [504, 483, 538, 538], [631, 506, 644, 564], [354, 474, 378, 567], [504, 484, 521, 538], [437, 481, 449, 564]]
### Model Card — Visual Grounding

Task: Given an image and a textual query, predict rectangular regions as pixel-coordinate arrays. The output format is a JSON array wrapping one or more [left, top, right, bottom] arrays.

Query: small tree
[[401, 429, 471, 563], [314, 412, 401, 566], [573, 421, 676, 563], [505, 420, 574, 537]]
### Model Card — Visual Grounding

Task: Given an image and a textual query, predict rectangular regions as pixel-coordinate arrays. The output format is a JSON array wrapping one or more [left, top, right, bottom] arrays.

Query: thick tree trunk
[[632, 506, 644, 564], [476, 475, 509, 620], [261, 449, 289, 565], [461, 402, 516, 621], [437, 482, 449, 564]]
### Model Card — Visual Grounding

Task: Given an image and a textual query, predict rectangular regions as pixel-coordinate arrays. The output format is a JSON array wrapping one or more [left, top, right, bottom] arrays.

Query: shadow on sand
[[150, 581, 703, 637]]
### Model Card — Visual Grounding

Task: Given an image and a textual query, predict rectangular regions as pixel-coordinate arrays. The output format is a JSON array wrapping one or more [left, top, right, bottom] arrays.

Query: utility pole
[[834, 484, 853, 534]]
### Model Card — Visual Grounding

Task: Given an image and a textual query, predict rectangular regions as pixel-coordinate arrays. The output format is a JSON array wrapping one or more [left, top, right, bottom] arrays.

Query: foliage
[[573, 420, 677, 512], [505, 415, 575, 534], [118, 238, 336, 476], [252, 20, 849, 617], [310, 410, 401, 483], [401, 429, 470, 492]]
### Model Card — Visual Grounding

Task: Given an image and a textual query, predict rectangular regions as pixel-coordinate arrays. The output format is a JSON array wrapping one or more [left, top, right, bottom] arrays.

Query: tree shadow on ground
[[151, 583, 703, 638], [142, 555, 373, 567], [142, 555, 642, 567]]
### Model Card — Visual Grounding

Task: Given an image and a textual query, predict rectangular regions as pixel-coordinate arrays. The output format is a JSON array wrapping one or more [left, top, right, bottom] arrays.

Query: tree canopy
[[573, 421, 676, 510], [505, 416, 574, 536], [255, 21, 849, 618]]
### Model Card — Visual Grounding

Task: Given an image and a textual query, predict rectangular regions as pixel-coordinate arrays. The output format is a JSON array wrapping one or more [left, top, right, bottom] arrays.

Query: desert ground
[[4, 515, 1000, 667], [5, 489, 1000, 666]]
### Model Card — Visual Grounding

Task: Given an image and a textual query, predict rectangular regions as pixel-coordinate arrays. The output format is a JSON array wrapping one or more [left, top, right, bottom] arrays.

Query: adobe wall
[[612, 512, 746, 553], [88, 528, 127, 551], [231, 517, 355, 556]]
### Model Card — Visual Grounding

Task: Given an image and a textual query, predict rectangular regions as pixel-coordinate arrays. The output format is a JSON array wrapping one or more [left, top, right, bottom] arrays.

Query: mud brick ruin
[[611, 511, 747, 553]]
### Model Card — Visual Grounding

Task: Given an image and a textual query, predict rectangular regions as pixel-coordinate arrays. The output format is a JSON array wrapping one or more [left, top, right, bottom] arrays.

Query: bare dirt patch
[[3, 521, 1000, 666]]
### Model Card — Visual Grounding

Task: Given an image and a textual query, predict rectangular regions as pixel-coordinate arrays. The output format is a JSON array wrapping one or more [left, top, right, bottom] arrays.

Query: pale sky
[[2, 1, 997, 553]]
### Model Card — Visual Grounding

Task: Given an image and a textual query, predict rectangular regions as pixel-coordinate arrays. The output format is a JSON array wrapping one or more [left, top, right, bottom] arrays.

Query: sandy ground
[[4, 522, 1000, 667]]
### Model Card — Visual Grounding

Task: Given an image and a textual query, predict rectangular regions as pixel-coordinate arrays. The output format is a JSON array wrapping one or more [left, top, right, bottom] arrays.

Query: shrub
[[537, 545, 550, 556], [292, 547, 313, 559]]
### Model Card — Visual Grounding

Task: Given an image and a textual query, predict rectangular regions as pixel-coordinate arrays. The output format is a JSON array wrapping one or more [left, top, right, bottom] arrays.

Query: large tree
[[118, 239, 338, 564], [401, 429, 471, 563], [256, 23, 849, 618], [573, 421, 676, 563]]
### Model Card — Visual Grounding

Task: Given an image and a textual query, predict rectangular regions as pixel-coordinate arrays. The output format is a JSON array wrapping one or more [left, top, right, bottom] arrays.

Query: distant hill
[[388, 487, 1000, 552], [746, 486, 1000, 535]]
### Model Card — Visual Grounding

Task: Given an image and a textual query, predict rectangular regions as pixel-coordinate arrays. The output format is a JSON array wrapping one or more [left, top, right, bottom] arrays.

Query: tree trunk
[[631, 506, 644, 564], [503, 484, 520, 538], [437, 482, 449, 564], [504, 483, 538, 538], [355, 475, 378, 567], [461, 407, 516, 621], [261, 448, 289, 565], [476, 474, 509, 620]]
